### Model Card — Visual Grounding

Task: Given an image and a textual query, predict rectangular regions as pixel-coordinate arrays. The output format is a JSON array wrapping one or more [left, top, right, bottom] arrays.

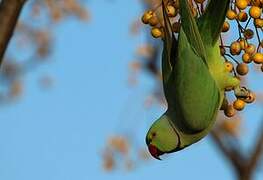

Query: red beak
[[148, 144, 163, 160]]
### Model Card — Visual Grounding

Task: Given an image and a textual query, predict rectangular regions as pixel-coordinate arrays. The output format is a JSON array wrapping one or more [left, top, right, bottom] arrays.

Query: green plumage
[[146, 0, 240, 157]]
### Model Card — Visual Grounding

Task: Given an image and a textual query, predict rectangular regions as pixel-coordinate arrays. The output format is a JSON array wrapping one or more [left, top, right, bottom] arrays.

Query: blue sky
[[0, 1, 262, 180]]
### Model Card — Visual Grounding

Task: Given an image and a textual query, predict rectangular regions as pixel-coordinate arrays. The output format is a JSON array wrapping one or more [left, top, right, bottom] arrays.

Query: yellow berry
[[226, 10, 237, 20], [233, 99, 246, 111], [242, 53, 252, 63], [238, 12, 248, 22], [151, 27, 162, 38], [141, 11, 153, 24], [224, 105, 236, 117], [166, 5, 177, 17], [225, 61, 234, 72], [149, 16, 159, 26], [249, 6, 262, 19], [222, 21, 230, 32], [239, 38, 247, 50], [252, 53, 263, 64], [254, 18, 263, 28], [236, 63, 249, 75], [230, 41, 241, 55], [236, 0, 248, 10], [245, 44, 256, 55]]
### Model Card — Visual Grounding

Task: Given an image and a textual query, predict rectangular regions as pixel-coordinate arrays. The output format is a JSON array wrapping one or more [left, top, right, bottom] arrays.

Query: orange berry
[[236, 63, 249, 75], [238, 12, 248, 22], [239, 38, 247, 49], [149, 16, 159, 26], [166, 5, 177, 17], [222, 21, 230, 32], [151, 27, 162, 38], [141, 11, 154, 24], [230, 41, 241, 55], [225, 61, 234, 72], [226, 10, 237, 20], [245, 44, 256, 55], [254, 18, 263, 28], [249, 6, 262, 19], [252, 53, 263, 64], [242, 53, 252, 63], [236, 0, 248, 10], [233, 99, 246, 111]]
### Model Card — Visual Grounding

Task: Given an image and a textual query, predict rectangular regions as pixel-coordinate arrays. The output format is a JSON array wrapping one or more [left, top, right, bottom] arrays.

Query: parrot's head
[[146, 114, 180, 160]]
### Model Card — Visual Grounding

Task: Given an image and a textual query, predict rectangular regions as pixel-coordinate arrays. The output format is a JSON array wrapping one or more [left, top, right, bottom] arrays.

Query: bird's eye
[[152, 132, 157, 137]]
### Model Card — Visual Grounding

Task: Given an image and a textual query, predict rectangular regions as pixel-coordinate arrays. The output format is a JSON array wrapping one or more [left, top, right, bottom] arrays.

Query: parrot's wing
[[197, 0, 230, 46], [178, 0, 207, 64], [171, 29, 221, 132]]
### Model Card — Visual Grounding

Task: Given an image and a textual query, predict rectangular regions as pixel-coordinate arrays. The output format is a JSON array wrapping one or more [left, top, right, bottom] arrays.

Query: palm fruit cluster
[[141, 0, 262, 118]]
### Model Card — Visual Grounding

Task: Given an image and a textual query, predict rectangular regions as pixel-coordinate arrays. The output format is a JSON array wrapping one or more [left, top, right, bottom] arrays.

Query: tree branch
[[0, 0, 27, 66], [210, 130, 245, 172], [248, 121, 263, 172]]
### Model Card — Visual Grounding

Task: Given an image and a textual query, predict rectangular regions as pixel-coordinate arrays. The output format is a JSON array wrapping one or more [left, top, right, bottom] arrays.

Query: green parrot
[[146, 0, 240, 160]]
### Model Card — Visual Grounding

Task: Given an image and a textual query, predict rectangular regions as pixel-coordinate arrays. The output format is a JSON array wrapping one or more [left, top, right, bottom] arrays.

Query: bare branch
[[0, 0, 27, 65], [210, 130, 245, 171], [248, 121, 263, 172]]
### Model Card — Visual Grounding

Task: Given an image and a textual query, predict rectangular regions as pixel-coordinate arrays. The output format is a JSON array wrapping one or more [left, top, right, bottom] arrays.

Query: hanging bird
[[146, 0, 240, 160]]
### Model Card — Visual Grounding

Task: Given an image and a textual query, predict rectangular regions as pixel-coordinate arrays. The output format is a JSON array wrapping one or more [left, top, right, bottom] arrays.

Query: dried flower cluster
[[101, 135, 150, 171]]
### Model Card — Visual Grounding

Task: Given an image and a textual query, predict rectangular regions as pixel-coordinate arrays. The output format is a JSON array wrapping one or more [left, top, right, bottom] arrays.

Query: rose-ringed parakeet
[[146, 0, 240, 160]]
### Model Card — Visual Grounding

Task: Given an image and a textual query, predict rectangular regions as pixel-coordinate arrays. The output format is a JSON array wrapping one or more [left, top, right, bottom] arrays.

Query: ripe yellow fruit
[[151, 27, 162, 38], [230, 41, 241, 55], [149, 16, 159, 26], [236, 63, 249, 75], [249, 6, 262, 19], [239, 38, 247, 50], [254, 18, 263, 28], [222, 21, 230, 32], [236, 0, 248, 10], [226, 10, 237, 20], [225, 61, 234, 72], [238, 12, 248, 22], [166, 5, 177, 17], [245, 44, 256, 55], [242, 53, 252, 63], [141, 11, 153, 24], [224, 105, 236, 117], [233, 99, 246, 111], [252, 53, 263, 64]]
